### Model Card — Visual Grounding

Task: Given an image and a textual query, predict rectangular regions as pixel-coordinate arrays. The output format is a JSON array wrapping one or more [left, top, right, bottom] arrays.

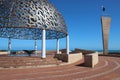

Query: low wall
[[68, 53, 82, 63], [84, 52, 99, 68], [0, 52, 8, 55], [55, 53, 82, 63]]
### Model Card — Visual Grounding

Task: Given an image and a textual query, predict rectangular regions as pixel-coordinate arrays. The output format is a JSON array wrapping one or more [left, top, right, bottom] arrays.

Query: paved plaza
[[0, 56, 119, 80]]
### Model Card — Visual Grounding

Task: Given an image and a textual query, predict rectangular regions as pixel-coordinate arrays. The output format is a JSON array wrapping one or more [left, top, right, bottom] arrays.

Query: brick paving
[[0, 55, 62, 68], [0, 56, 120, 80]]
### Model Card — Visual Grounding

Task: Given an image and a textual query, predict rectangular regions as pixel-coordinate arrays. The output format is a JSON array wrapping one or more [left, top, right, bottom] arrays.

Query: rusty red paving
[[0, 56, 120, 80]]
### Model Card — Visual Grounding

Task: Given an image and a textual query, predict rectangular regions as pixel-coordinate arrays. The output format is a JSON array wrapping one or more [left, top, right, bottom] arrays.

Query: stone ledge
[[55, 53, 83, 63], [0, 52, 8, 55], [84, 52, 99, 68]]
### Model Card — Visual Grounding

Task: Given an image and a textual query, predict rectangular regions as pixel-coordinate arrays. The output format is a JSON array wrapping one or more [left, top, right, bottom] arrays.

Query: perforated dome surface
[[0, 0, 68, 40]]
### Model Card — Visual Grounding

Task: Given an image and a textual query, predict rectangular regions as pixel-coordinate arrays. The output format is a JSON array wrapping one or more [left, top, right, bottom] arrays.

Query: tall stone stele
[[101, 16, 111, 55]]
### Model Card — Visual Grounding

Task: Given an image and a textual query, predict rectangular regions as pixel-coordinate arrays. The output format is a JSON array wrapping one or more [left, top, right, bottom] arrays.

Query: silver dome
[[0, 0, 68, 40]]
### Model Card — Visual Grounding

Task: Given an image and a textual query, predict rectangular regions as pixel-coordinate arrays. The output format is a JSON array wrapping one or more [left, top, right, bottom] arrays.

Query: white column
[[66, 35, 69, 55], [42, 29, 46, 58], [34, 40, 37, 56], [8, 37, 11, 55], [56, 39, 59, 54]]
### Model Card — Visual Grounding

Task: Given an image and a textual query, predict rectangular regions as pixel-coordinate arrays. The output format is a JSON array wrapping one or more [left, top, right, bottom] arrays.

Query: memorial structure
[[0, 0, 69, 58], [101, 6, 111, 55]]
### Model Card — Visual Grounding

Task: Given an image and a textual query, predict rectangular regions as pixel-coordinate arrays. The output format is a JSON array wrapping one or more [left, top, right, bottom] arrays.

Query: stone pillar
[[34, 40, 37, 56], [42, 29, 46, 58], [56, 39, 59, 54], [66, 35, 69, 54], [8, 37, 11, 55], [101, 16, 111, 55]]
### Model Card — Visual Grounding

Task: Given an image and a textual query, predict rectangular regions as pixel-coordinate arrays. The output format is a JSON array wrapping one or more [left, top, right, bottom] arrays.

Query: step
[[0, 56, 63, 68]]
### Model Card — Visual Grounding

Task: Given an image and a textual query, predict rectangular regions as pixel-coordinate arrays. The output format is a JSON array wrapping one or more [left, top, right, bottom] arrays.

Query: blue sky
[[0, 0, 120, 51]]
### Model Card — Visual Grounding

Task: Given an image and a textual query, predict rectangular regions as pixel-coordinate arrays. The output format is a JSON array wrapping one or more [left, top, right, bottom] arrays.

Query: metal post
[[42, 29, 46, 58], [34, 40, 37, 56], [8, 37, 11, 55], [56, 39, 59, 54], [66, 35, 69, 54]]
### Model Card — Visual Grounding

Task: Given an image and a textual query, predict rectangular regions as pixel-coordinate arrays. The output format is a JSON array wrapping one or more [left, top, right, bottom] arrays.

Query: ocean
[[1, 49, 120, 53], [95, 50, 120, 52]]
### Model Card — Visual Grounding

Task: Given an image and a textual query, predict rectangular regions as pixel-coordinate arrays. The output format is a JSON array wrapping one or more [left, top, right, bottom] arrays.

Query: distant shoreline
[[0, 50, 120, 52], [95, 50, 120, 52]]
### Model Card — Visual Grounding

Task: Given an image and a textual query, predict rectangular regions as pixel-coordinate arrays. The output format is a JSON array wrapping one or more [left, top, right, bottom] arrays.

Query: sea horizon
[[0, 49, 120, 53]]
